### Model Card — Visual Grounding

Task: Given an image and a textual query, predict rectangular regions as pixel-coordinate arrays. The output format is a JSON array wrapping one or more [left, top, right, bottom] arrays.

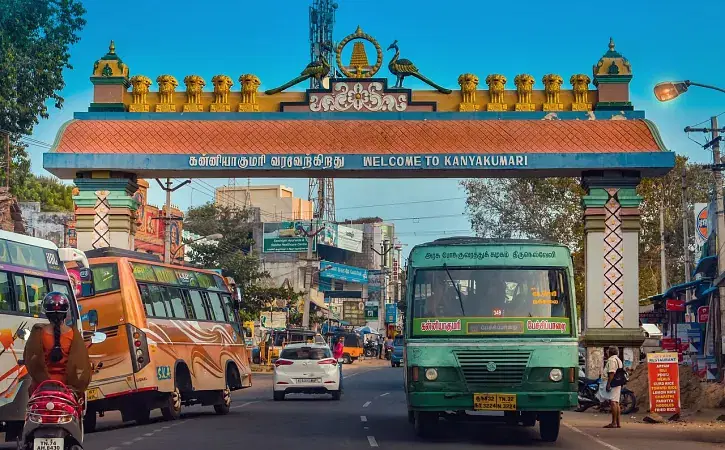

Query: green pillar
[[581, 173, 644, 377], [73, 171, 138, 251]]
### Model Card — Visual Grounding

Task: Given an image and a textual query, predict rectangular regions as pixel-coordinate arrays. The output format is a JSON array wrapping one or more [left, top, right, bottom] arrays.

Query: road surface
[[9, 360, 725, 449]]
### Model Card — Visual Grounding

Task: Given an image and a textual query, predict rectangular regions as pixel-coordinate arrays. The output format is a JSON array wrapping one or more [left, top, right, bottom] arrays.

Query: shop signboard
[[320, 260, 368, 284], [385, 303, 398, 324], [694, 203, 709, 262], [263, 221, 316, 253], [260, 311, 287, 329], [698, 306, 710, 323], [365, 305, 379, 320], [337, 224, 363, 253], [665, 298, 685, 312], [342, 300, 366, 326], [646, 352, 681, 415]]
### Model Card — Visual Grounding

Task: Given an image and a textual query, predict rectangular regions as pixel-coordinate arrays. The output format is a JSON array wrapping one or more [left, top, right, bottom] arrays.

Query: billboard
[[694, 203, 709, 262], [316, 223, 363, 253], [262, 221, 316, 253], [320, 260, 368, 284], [385, 303, 398, 324], [342, 300, 366, 326]]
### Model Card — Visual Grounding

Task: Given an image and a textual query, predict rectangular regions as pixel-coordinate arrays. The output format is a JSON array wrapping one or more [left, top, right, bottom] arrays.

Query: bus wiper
[[443, 263, 465, 316]]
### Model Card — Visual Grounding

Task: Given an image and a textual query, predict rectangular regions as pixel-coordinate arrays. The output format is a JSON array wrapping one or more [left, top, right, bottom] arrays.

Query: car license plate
[[473, 393, 517, 411], [86, 387, 101, 401], [33, 437, 63, 450], [295, 378, 321, 383]]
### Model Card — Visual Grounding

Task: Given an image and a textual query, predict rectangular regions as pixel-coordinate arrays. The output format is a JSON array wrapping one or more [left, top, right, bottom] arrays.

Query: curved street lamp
[[654, 80, 725, 102]]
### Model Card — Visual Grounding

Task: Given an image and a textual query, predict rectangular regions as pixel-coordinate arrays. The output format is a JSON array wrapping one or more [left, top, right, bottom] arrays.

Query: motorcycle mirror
[[18, 328, 30, 341], [91, 332, 107, 345]]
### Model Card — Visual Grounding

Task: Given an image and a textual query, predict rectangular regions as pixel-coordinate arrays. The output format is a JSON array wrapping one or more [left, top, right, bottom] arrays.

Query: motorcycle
[[363, 341, 379, 358], [576, 376, 636, 415], [19, 380, 84, 450]]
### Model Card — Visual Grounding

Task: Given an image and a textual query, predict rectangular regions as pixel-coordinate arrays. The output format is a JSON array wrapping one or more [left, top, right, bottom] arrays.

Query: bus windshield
[[411, 267, 571, 337]]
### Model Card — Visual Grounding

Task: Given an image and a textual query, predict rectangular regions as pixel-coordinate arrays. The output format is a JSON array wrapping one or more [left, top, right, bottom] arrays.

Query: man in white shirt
[[603, 346, 623, 428]]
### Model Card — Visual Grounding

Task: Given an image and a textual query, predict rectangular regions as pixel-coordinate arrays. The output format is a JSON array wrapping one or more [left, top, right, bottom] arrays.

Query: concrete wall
[[19, 202, 72, 247], [215, 185, 312, 221]]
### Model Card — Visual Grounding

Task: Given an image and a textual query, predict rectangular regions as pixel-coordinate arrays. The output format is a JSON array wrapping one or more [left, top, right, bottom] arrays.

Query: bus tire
[[214, 383, 232, 415], [539, 411, 561, 442], [161, 386, 182, 421], [414, 411, 438, 438], [83, 409, 97, 433]]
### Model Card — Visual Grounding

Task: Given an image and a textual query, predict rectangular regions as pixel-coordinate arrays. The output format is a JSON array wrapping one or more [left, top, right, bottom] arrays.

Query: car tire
[[539, 411, 561, 442], [213, 384, 232, 415], [273, 391, 285, 401], [414, 411, 438, 438], [161, 386, 182, 421], [331, 390, 341, 400]]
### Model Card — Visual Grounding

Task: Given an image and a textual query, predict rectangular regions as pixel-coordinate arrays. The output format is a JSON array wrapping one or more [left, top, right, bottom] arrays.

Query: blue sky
[[27, 0, 724, 253]]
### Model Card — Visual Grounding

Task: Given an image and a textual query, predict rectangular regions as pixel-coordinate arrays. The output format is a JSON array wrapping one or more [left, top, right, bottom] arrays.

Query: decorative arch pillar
[[73, 171, 139, 251], [581, 171, 645, 377]]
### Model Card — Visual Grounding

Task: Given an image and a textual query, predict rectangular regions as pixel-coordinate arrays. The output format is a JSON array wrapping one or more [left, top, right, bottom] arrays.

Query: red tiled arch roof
[[52, 119, 665, 155]]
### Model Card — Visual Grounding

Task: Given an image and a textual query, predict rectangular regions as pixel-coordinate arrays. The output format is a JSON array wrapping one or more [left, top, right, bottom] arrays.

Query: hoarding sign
[[698, 306, 710, 324], [320, 260, 368, 284], [694, 203, 709, 262], [385, 303, 398, 324], [262, 221, 315, 253], [665, 298, 685, 312], [337, 225, 363, 253], [365, 305, 379, 320], [647, 352, 681, 415], [343, 300, 366, 326]]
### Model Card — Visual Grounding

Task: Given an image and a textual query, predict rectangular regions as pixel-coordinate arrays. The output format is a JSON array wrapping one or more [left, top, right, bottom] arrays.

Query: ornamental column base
[[73, 171, 138, 252], [581, 328, 646, 377]]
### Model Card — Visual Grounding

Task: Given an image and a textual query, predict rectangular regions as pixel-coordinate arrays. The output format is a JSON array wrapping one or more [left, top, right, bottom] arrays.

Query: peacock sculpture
[[265, 52, 331, 95], [387, 40, 451, 94]]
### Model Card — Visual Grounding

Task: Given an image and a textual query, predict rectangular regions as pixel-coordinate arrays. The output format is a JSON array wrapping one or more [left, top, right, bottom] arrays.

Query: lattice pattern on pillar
[[92, 190, 111, 249], [603, 188, 624, 328]]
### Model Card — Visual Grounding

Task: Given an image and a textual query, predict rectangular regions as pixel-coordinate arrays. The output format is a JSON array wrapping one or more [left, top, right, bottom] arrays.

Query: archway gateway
[[44, 35, 674, 375]]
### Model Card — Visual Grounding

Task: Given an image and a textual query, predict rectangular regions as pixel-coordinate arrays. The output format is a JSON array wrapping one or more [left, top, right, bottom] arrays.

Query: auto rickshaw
[[329, 332, 364, 364]]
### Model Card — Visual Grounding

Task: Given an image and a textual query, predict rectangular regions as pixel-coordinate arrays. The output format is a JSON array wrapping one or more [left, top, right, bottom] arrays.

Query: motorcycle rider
[[23, 292, 91, 397]]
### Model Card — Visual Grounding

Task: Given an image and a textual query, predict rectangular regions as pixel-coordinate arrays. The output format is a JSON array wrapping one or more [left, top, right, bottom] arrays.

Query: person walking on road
[[603, 346, 623, 429], [377, 336, 383, 359], [333, 337, 344, 390]]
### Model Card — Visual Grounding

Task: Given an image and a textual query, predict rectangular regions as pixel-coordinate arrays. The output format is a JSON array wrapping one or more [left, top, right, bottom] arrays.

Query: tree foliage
[[0, 0, 85, 211], [184, 202, 302, 321], [460, 155, 711, 311]]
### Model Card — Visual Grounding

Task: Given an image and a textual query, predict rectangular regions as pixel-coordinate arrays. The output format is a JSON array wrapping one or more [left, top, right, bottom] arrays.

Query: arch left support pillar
[[581, 172, 645, 377], [73, 171, 139, 252]]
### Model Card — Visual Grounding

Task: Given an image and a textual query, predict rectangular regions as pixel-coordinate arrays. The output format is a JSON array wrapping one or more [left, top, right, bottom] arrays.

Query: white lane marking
[[121, 442, 134, 446], [367, 436, 379, 447], [360, 415, 367, 422], [132, 437, 143, 442], [344, 367, 383, 379], [563, 423, 623, 450], [363, 401, 371, 408], [105, 447, 119, 450], [364, 426, 369, 430], [143, 433, 155, 437], [231, 400, 259, 409], [380, 392, 389, 397], [162, 426, 172, 429]]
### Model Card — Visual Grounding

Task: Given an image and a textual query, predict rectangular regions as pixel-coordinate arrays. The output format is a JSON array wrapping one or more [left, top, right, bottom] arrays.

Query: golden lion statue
[[212, 75, 233, 104], [457, 73, 479, 105], [514, 74, 535, 104], [157, 75, 178, 104], [129, 75, 152, 105], [239, 74, 261, 104], [183, 75, 206, 105], [542, 74, 563, 105], [570, 74, 591, 104], [485, 74, 506, 104]]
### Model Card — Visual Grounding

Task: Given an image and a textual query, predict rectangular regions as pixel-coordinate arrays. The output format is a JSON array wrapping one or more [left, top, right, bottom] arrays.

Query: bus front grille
[[454, 350, 531, 386]]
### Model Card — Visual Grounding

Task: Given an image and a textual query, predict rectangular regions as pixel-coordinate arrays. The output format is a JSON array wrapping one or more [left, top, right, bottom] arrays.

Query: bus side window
[[138, 284, 155, 316], [180, 290, 196, 320], [188, 290, 209, 321], [26, 276, 48, 316], [13, 275, 28, 314], [206, 292, 227, 322], [221, 294, 237, 323], [0, 272, 12, 312], [148, 285, 169, 318], [166, 287, 187, 319]]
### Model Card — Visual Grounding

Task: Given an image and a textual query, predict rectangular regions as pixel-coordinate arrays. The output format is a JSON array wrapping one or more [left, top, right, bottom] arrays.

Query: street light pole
[[681, 165, 692, 301]]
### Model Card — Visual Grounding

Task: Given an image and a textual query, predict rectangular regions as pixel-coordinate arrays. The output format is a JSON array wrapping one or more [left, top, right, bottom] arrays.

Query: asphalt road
[[7, 360, 725, 449]]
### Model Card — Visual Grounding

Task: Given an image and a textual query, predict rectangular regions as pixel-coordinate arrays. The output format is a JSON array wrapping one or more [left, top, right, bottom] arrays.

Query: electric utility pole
[[686, 117, 725, 374], [301, 221, 326, 329], [372, 239, 393, 334], [155, 178, 191, 264], [681, 165, 691, 301]]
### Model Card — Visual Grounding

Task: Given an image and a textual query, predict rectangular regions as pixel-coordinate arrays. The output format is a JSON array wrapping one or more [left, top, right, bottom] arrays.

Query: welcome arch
[[44, 35, 674, 374]]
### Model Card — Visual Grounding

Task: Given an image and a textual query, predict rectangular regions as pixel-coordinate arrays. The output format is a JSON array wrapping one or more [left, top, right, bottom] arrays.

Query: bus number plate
[[473, 393, 516, 411], [86, 387, 101, 401]]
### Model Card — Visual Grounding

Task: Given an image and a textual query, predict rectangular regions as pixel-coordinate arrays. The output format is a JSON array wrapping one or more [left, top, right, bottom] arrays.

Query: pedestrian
[[377, 336, 383, 359], [603, 346, 623, 429], [333, 337, 344, 390]]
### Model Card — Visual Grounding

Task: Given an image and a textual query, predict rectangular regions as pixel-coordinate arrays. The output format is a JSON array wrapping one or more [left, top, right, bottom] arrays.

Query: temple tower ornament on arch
[[457, 73, 479, 112], [542, 74, 564, 111], [485, 74, 507, 111], [211, 75, 234, 112], [128, 75, 151, 112], [155, 75, 178, 112], [183, 75, 206, 112], [335, 26, 383, 79], [514, 74, 535, 111]]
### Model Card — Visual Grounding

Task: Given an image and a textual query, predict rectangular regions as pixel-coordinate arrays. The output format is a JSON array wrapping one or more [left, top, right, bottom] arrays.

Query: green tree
[[0, 0, 85, 209], [13, 175, 74, 211], [184, 202, 301, 320], [460, 155, 711, 309]]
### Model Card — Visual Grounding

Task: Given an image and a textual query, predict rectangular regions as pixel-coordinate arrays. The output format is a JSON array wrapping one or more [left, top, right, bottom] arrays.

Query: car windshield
[[280, 347, 332, 360], [411, 267, 572, 337]]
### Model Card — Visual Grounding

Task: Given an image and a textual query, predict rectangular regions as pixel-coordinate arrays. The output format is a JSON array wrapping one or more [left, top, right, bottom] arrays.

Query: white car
[[273, 343, 341, 401]]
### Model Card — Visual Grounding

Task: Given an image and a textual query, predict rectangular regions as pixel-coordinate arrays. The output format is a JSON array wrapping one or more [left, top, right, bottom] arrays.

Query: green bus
[[404, 237, 578, 442]]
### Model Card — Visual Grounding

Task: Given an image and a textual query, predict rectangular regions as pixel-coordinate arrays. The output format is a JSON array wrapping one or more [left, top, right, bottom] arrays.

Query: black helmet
[[42, 291, 70, 315]]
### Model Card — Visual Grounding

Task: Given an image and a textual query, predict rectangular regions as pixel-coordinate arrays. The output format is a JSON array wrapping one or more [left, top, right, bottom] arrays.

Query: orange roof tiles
[[53, 119, 664, 155]]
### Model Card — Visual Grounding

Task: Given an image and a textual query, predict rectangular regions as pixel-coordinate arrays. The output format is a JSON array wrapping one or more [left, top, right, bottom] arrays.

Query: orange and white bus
[[72, 248, 251, 431]]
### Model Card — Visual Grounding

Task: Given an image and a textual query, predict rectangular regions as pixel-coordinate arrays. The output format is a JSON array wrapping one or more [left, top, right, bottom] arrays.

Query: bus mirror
[[91, 332, 107, 345], [87, 310, 99, 329], [18, 328, 30, 341]]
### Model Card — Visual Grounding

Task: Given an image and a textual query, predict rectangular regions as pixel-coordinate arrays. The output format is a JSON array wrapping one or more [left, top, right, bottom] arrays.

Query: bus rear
[[404, 238, 578, 442]]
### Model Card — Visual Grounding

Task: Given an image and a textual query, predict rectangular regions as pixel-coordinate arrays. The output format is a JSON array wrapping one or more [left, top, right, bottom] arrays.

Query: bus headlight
[[425, 368, 438, 381], [549, 368, 563, 382]]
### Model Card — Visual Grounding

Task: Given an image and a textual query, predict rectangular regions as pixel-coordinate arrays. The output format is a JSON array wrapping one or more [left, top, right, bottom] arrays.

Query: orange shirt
[[41, 328, 74, 382]]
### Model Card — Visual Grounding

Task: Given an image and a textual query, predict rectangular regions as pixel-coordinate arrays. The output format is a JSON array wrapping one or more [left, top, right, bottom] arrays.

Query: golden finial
[[355, 25, 363, 35], [608, 37, 615, 52], [109, 40, 116, 54]]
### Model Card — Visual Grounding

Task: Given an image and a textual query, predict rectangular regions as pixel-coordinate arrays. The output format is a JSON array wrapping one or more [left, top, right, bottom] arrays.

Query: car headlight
[[549, 368, 563, 382], [425, 368, 438, 381]]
